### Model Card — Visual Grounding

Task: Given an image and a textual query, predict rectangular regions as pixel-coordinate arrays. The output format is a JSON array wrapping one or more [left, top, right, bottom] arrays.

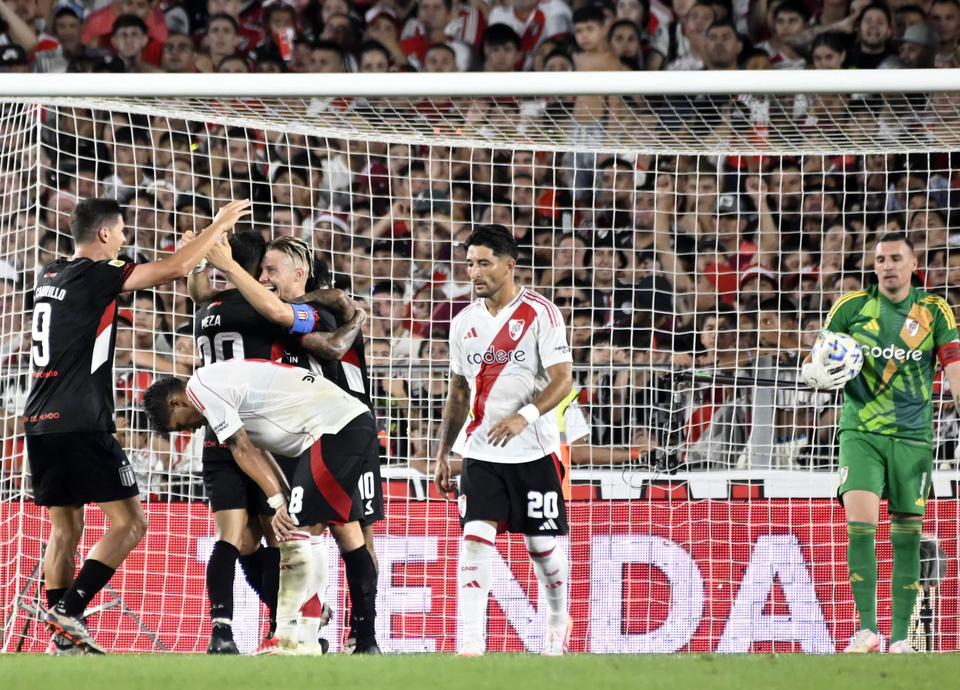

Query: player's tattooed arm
[[295, 288, 356, 321], [434, 373, 470, 495], [226, 428, 291, 499], [299, 309, 367, 360]]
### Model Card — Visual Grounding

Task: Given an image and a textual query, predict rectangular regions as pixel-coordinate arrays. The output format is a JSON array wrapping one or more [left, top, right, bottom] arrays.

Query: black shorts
[[290, 412, 378, 528], [357, 447, 384, 529], [27, 432, 139, 507], [458, 454, 568, 536], [202, 440, 300, 516]]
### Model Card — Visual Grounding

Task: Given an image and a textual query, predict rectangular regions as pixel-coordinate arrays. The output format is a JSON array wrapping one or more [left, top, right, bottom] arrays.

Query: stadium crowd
[[0, 0, 958, 501]]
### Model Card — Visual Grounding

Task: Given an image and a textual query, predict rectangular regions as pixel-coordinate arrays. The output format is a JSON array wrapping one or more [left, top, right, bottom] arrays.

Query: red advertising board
[[2, 500, 958, 653]]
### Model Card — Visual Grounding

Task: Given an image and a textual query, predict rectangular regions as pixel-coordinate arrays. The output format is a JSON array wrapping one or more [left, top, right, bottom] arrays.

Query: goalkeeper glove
[[801, 359, 849, 390]]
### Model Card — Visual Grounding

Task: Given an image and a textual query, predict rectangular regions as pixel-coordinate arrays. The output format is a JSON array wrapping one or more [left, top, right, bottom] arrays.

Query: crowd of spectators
[[0, 0, 954, 77], [0, 0, 958, 500]]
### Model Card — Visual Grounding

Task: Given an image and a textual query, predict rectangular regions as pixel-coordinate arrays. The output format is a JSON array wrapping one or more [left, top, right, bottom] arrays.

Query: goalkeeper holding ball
[[802, 232, 960, 653]]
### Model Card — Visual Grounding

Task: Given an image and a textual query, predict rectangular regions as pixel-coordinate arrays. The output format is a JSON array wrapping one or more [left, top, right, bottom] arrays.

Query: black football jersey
[[193, 288, 288, 366], [282, 303, 372, 408], [24, 257, 136, 435]]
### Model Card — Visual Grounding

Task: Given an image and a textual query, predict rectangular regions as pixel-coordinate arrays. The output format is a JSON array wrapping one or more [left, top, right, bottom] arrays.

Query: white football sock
[[276, 535, 313, 648], [298, 534, 330, 649], [525, 535, 568, 628], [458, 521, 496, 648]]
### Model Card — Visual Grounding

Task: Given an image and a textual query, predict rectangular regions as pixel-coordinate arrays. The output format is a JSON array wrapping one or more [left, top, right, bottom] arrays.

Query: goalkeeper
[[802, 232, 960, 653]]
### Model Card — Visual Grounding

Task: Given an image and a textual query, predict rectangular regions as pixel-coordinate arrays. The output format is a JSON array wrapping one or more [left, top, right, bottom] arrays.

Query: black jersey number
[[31, 303, 52, 367], [196, 331, 245, 366]]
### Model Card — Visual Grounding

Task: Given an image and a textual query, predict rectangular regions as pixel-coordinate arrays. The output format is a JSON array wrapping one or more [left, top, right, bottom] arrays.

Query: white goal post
[[1, 71, 959, 654]]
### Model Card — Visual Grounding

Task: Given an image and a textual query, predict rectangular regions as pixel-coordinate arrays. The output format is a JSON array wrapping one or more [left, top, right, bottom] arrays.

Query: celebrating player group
[[24, 195, 960, 657]]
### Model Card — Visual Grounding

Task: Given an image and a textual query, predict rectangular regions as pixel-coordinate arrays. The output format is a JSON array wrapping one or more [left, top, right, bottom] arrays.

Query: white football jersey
[[450, 288, 572, 463], [185, 360, 368, 458]]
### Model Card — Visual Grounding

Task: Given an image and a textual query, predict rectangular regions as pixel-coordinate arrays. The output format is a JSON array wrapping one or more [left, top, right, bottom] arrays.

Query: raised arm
[[434, 373, 471, 495], [122, 200, 251, 292]]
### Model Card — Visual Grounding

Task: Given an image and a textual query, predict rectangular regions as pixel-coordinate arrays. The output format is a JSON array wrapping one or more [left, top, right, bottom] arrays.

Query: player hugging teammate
[[803, 232, 960, 654]]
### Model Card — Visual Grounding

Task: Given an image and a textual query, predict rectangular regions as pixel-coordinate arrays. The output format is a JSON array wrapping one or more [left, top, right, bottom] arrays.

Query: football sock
[[56, 559, 115, 617], [890, 519, 923, 643], [459, 522, 495, 645], [238, 547, 266, 603], [46, 587, 67, 610], [525, 535, 569, 629], [342, 544, 378, 647], [298, 535, 330, 649], [261, 546, 281, 633], [276, 537, 313, 648], [846, 522, 878, 633], [207, 540, 240, 626]]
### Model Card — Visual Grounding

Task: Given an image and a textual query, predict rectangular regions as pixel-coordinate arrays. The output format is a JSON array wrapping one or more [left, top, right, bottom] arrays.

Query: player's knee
[[462, 521, 496, 557], [129, 511, 149, 543], [524, 535, 557, 559]]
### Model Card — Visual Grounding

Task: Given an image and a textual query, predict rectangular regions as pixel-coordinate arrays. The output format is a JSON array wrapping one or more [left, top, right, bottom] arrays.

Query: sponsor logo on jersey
[[839, 466, 848, 485], [467, 347, 528, 365], [905, 318, 920, 338], [458, 494, 467, 518], [213, 420, 230, 434], [509, 319, 525, 341], [463, 327, 478, 340], [863, 319, 880, 332], [108, 259, 126, 267], [860, 344, 923, 362]]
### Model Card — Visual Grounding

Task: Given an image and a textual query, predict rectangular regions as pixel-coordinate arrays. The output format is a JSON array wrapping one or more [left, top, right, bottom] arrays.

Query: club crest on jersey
[[905, 318, 920, 338], [840, 466, 848, 485], [458, 494, 467, 518], [509, 319, 525, 341], [108, 259, 126, 267]]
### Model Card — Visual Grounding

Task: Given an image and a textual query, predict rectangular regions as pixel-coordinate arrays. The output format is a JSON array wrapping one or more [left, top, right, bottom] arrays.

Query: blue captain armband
[[289, 303, 317, 335]]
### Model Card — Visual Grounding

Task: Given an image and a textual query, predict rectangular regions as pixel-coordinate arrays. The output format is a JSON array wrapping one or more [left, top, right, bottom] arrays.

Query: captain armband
[[288, 303, 318, 335], [939, 340, 960, 367]]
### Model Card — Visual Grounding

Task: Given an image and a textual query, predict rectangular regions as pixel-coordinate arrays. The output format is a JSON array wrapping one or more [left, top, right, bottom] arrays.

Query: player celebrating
[[206, 235, 383, 654], [142, 359, 381, 655], [189, 232, 364, 654], [434, 224, 575, 656], [803, 232, 960, 653], [26, 197, 251, 654]]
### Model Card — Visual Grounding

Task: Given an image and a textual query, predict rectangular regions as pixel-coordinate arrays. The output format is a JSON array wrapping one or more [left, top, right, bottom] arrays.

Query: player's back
[[24, 256, 135, 435], [194, 288, 288, 366], [283, 303, 372, 408]]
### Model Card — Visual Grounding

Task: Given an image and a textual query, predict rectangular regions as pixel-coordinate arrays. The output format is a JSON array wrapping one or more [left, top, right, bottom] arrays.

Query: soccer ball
[[813, 331, 864, 384]]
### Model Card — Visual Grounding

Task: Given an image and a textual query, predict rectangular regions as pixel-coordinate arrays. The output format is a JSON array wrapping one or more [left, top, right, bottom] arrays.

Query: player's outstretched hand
[[272, 503, 297, 541], [205, 233, 235, 272], [212, 199, 252, 229], [434, 455, 453, 498], [487, 414, 527, 447]]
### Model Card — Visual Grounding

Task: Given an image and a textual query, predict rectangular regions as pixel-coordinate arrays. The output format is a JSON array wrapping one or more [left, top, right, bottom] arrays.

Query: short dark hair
[[483, 23, 521, 49], [313, 256, 332, 289], [70, 197, 122, 245], [876, 231, 915, 253], [112, 13, 148, 35], [358, 39, 391, 64], [573, 5, 606, 26], [372, 279, 404, 297], [465, 223, 519, 261], [208, 13, 240, 32], [141, 376, 186, 433], [773, 0, 811, 21], [706, 17, 738, 35], [230, 230, 266, 276], [426, 42, 457, 61]]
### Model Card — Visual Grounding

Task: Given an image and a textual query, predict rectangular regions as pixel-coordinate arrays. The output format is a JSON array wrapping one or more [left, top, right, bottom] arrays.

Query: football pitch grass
[[3, 653, 960, 690]]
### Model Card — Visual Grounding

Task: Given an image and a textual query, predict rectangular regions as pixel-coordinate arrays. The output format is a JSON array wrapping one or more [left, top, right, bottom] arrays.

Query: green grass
[[2, 653, 960, 690]]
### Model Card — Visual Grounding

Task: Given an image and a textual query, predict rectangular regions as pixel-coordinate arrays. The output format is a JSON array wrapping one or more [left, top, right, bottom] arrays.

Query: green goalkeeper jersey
[[824, 284, 958, 447]]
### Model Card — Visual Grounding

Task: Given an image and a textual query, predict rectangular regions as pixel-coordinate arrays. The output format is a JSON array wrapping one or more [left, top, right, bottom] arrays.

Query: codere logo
[[860, 344, 923, 362]]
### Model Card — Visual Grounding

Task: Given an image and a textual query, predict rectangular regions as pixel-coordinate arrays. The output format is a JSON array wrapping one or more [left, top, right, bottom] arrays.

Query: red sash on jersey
[[464, 301, 538, 439], [519, 9, 546, 59]]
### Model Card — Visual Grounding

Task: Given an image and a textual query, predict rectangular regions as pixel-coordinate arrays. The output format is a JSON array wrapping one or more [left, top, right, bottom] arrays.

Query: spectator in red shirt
[[111, 14, 162, 72], [83, 0, 169, 51], [364, 6, 406, 66], [202, 0, 263, 53], [401, 0, 453, 65]]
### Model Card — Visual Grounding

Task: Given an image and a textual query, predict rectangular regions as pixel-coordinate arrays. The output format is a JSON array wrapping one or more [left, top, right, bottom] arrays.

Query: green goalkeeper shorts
[[838, 430, 933, 516]]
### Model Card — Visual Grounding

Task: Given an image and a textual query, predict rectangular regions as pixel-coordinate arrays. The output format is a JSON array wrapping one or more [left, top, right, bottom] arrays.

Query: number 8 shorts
[[458, 454, 568, 535], [289, 412, 379, 527]]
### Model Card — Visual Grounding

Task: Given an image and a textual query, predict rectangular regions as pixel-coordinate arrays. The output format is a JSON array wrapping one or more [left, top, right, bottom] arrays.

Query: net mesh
[[1, 90, 958, 653]]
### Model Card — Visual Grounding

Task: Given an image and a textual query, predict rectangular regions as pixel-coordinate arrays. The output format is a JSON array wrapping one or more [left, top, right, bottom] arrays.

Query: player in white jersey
[[434, 224, 574, 657], [142, 359, 381, 655]]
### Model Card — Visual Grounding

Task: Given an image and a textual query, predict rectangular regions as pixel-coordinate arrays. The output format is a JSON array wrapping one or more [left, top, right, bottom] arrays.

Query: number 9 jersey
[[24, 257, 135, 436]]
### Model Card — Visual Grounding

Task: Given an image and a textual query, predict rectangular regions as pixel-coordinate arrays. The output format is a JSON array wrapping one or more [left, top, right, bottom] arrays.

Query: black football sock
[[342, 545, 378, 647], [56, 560, 115, 617], [45, 587, 68, 611], [261, 546, 281, 633], [238, 547, 267, 603], [207, 540, 240, 625]]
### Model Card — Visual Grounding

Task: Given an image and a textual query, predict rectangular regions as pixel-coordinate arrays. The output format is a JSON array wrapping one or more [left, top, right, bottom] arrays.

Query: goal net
[[2, 72, 959, 654]]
